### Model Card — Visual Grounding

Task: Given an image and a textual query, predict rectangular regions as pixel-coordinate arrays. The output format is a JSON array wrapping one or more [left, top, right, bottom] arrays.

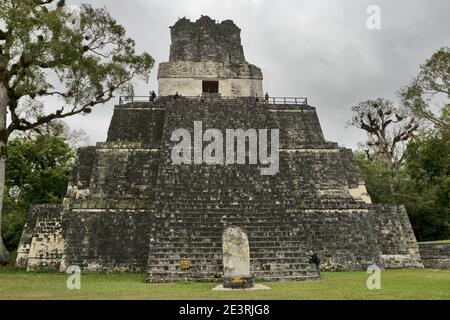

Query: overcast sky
[[62, 0, 450, 149]]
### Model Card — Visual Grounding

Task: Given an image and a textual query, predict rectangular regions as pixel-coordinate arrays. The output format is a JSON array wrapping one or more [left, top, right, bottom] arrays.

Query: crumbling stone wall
[[158, 16, 263, 97], [60, 143, 160, 271], [107, 104, 165, 147], [370, 205, 422, 268], [17, 97, 423, 278], [169, 16, 245, 63], [146, 98, 422, 281], [419, 243, 450, 269], [16, 204, 64, 271], [61, 210, 151, 272]]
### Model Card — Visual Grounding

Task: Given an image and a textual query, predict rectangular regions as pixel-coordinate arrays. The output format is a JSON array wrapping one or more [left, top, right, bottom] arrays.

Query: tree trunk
[[0, 82, 10, 265], [388, 169, 395, 195]]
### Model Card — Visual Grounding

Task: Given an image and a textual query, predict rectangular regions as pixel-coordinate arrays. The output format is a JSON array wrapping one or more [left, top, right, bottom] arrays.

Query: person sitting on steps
[[308, 250, 321, 278]]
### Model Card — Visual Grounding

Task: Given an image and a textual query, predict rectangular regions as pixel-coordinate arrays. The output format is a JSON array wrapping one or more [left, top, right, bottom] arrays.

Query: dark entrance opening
[[202, 81, 219, 94]]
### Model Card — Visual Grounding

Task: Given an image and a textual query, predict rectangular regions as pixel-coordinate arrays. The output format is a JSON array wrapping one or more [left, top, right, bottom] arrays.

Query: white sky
[[59, 0, 450, 149]]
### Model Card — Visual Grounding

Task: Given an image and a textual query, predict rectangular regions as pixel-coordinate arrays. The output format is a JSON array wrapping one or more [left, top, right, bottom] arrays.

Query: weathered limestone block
[[26, 218, 65, 271], [169, 16, 245, 64], [158, 16, 263, 97], [222, 227, 254, 288], [419, 243, 450, 269], [16, 205, 63, 269], [371, 205, 423, 269]]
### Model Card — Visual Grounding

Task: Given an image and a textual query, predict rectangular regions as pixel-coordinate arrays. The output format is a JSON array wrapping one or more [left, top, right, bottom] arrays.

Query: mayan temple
[[16, 16, 423, 282]]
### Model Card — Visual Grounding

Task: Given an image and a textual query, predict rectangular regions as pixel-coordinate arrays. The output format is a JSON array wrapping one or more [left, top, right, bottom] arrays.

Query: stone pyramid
[[16, 16, 423, 282]]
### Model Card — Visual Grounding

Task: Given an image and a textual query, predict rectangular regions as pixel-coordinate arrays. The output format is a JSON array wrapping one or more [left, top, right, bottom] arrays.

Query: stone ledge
[[419, 243, 450, 269], [213, 283, 271, 291]]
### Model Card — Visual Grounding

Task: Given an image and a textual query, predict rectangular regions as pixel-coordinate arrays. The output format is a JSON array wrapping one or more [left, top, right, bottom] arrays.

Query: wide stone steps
[[150, 246, 306, 253], [148, 256, 312, 265], [151, 217, 307, 224], [149, 251, 309, 259], [148, 259, 312, 273], [151, 223, 304, 229], [147, 225, 319, 282], [152, 226, 298, 231], [149, 236, 309, 243], [147, 269, 319, 283], [147, 175, 324, 282], [149, 240, 308, 249], [152, 200, 365, 210]]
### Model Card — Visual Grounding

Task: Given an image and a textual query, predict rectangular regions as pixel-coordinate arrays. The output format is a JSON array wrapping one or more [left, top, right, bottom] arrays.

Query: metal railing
[[267, 97, 308, 105], [119, 95, 308, 105]]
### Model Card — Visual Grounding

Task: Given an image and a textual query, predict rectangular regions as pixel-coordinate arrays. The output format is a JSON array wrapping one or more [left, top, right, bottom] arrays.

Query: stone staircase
[[147, 197, 320, 282], [144, 100, 349, 282]]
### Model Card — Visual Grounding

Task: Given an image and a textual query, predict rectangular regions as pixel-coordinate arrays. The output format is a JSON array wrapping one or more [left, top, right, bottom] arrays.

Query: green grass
[[419, 239, 450, 244], [0, 267, 449, 300]]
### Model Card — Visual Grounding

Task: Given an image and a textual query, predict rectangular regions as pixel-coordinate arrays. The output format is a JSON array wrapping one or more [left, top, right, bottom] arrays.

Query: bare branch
[[36, 0, 55, 6], [36, 90, 70, 99], [7, 83, 118, 135]]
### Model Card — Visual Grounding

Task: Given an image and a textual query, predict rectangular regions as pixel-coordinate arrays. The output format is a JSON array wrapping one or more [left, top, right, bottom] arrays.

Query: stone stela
[[222, 227, 254, 289], [16, 16, 423, 283]]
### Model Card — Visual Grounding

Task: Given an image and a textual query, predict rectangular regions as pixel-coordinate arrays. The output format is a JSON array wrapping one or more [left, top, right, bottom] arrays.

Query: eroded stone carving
[[222, 227, 254, 288], [158, 16, 263, 97]]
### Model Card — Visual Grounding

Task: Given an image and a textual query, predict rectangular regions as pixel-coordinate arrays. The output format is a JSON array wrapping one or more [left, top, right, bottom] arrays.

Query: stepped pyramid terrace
[[16, 16, 423, 282]]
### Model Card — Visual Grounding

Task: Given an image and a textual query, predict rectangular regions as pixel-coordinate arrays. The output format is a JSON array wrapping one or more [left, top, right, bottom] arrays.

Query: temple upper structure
[[158, 16, 264, 97]]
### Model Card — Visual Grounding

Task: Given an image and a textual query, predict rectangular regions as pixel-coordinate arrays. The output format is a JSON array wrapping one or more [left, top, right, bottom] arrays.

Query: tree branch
[[35, 0, 55, 6], [36, 90, 70, 99], [7, 87, 116, 135]]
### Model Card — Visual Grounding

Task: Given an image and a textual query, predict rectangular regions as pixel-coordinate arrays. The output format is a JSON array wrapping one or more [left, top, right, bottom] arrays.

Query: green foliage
[[0, 0, 153, 262], [356, 127, 450, 241], [0, 0, 154, 134], [1, 135, 74, 250], [405, 128, 450, 185], [404, 128, 450, 241], [1, 196, 27, 252], [355, 153, 412, 204], [401, 47, 449, 129], [353, 47, 450, 242]]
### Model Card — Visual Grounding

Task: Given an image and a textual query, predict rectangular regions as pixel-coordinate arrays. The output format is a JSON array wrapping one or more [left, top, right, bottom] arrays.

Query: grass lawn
[[0, 267, 449, 300], [419, 239, 450, 244]]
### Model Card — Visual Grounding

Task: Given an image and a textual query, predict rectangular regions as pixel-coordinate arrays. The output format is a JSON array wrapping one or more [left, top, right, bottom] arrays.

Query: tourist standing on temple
[[150, 90, 156, 102]]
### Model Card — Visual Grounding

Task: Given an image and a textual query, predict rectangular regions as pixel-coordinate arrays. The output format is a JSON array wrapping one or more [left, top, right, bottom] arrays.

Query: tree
[[401, 47, 450, 129], [351, 47, 450, 241], [354, 152, 412, 204], [2, 135, 74, 250], [11, 97, 90, 148], [0, 0, 154, 263], [7, 135, 74, 204], [347, 98, 419, 171], [356, 131, 450, 241], [355, 117, 450, 241], [404, 127, 450, 241]]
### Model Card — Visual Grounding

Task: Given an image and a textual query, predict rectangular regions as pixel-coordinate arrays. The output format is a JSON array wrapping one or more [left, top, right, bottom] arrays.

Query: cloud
[[61, 0, 450, 149]]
